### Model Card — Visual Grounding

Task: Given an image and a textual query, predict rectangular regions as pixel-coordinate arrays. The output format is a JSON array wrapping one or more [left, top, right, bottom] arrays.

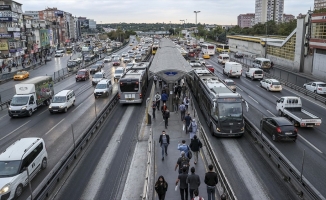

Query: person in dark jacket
[[163, 109, 170, 129], [176, 167, 189, 200], [187, 167, 201, 199], [161, 92, 168, 104], [184, 113, 192, 134], [155, 175, 168, 200], [204, 164, 218, 200], [159, 131, 170, 161], [189, 135, 203, 165]]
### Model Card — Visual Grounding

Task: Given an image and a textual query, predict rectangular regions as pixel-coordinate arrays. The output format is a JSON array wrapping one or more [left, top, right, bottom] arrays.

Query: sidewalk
[[152, 85, 217, 200]]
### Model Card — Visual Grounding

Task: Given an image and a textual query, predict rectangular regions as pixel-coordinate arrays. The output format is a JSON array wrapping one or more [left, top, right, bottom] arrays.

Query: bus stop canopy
[[150, 38, 192, 83]]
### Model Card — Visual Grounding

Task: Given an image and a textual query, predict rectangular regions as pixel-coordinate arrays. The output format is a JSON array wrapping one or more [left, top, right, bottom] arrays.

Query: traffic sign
[[164, 71, 178, 76]]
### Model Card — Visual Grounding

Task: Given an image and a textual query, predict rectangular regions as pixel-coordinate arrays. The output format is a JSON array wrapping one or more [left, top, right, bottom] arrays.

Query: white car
[[260, 79, 282, 91], [111, 53, 118, 58], [55, 52, 64, 57], [104, 56, 112, 63], [123, 57, 131, 63], [94, 79, 113, 98], [303, 81, 326, 94], [122, 52, 128, 57], [198, 58, 205, 65]]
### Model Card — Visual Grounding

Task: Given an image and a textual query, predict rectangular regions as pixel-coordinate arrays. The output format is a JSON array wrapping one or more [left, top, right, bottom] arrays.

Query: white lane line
[[266, 110, 276, 117], [0, 115, 7, 120], [37, 109, 48, 116], [272, 95, 279, 99], [0, 120, 31, 141], [45, 118, 65, 135], [72, 102, 83, 112], [298, 135, 323, 154], [237, 87, 243, 91], [248, 95, 259, 104]]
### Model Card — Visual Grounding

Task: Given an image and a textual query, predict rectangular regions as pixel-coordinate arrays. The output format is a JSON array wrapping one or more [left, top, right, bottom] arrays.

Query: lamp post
[[194, 11, 200, 46]]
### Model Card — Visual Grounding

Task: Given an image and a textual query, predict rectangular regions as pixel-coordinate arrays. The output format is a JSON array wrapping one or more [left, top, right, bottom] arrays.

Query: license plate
[[53, 110, 58, 112], [307, 125, 314, 127], [285, 132, 292, 135], [13, 115, 18, 117]]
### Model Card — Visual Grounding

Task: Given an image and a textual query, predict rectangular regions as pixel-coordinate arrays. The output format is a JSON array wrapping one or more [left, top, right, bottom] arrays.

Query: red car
[[205, 64, 214, 73], [76, 69, 90, 81], [112, 59, 120, 66]]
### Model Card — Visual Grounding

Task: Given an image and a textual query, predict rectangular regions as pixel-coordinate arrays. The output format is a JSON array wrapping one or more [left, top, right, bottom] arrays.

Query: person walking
[[155, 92, 161, 111], [188, 119, 198, 139], [187, 167, 201, 199], [192, 189, 204, 200], [161, 103, 167, 117], [184, 113, 192, 134], [161, 91, 168, 104], [177, 84, 182, 98], [204, 164, 218, 200], [179, 102, 186, 121], [173, 94, 180, 113], [155, 175, 168, 200], [176, 167, 189, 200], [153, 75, 158, 87], [182, 83, 187, 98], [152, 100, 156, 119], [175, 151, 190, 174], [189, 135, 202, 165], [159, 78, 163, 88], [178, 140, 190, 157], [163, 109, 170, 129], [183, 96, 190, 110], [159, 131, 170, 161]]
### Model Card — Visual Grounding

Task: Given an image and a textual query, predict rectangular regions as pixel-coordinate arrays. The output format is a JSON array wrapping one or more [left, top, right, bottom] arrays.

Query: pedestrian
[[159, 78, 163, 88], [184, 96, 190, 110], [204, 164, 218, 200], [182, 83, 187, 98], [161, 91, 168, 104], [153, 75, 158, 87], [188, 119, 198, 139], [184, 113, 192, 134], [177, 84, 182, 98], [155, 92, 161, 110], [155, 175, 168, 200], [189, 135, 202, 165], [192, 189, 204, 200], [174, 83, 178, 95], [175, 151, 190, 174], [187, 167, 201, 199], [173, 94, 180, 113], [159, 130, 170, 161], [179, 102, 186, 121], [152, 100, 156, 119], [178, 140, 189, 156], [176, 167, 189, 200], [163, 109, 170, 129]]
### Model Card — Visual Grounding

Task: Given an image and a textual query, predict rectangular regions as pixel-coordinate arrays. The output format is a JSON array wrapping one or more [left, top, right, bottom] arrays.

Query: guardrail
[[141, 127, 154, 200], [29, 93, 120, 200]]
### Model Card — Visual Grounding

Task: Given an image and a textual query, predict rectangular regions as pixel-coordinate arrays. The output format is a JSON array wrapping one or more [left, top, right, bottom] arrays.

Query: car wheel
[[64, 107, 68, 113], [76, 79, 78, 82], [28, 110, 33, 117], [272, 133, 277, 141], [72, 101, 75, 106], [41, 157, 47, 169], [15, 184, 23, 198]]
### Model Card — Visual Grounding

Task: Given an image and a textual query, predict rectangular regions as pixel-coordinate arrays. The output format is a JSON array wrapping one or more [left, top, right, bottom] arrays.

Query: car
[[202, 54, 210, 59], [260, 79, 282, 91], [46, 55, 52, 61], [103, 56, 112, 63], [95, 60, 104, 68], [94, 79, 113, 98], [128, 49, 133, 53], [112, 53, 118, 57], [135, 55, 142, 62], [74, 57, 82, 64], [122, 52, 128, 57], [129, 43, 133, 46], [49, 90, 75, 113], [189, 60, 201, 67], [303, 81, 326, 94], [55, 52, 64, 57], [114, 67, 126, 81], [112, 57, 121, 66], [132, 47, 137, 50], [129, 53, 135, 58], [205, 64, 214, 73], [92, 71, 106, 86], [123, 56, 131, 63], [89, 64, 101, 74], [260, 117, 297, 142], [223, 79, 236, 91], [245, 68, 264, 80], [13, 71, 29, 80], [76, 69, 90, 81], [234, 52, 244, 58], [198, 58, 205, 65]]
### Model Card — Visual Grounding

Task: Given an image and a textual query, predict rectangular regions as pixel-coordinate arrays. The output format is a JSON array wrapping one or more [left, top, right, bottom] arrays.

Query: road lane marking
[[72, 102, 84, 112], [0, 115, 7, 120], [45, 118, 65, 135], [0, 120, 31, 141], [37, 109, 48, 116], [266, 110, 276, 117], [298, 135, 322, 154], [237, 87, 243, 91], [248, 95, 259, 104], [272, 95, 279, 99]]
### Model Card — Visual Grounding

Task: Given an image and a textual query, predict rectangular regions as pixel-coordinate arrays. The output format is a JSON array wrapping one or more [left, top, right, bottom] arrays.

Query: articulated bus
[[152, 45, 159, 55], [201, 44, 215, 56], [216, 44, 230, 53], [187, 68, 246, 137], [118, 63, 149, 104]]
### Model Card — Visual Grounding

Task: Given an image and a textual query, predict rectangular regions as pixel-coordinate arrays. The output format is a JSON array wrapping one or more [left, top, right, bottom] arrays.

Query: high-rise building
[[283, 14, 295, 22], [255, 0, 284, 24], [238, 13, 255, 28], [314, 0, 326, 10]]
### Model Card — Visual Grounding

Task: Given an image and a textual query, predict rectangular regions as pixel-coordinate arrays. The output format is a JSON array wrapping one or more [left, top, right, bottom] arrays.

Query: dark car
[[76, 69, 90, 81], [234, 52, 244, 58], [89, 64, 101, 74], [260, 117, 297, 142]]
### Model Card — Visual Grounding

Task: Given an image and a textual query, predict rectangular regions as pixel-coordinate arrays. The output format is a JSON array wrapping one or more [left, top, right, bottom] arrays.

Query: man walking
[[152, 100, 156, 119], [176, 167, 189, 200], [184, 113, 192, 134], [187, 167, 201, 199], [159, 131, 170, 161], [161, 91, 168, 104], [189, 135, 202, 165], [177, 140, 189, 156], [188, 119, 198, 139], [179, 102, 186, 121], [204, 164, 218, 200], [183, 96, 190, 110], [175, 151, 190, 174], [154, 92, 161, 111], [163, 108, 170, 129]]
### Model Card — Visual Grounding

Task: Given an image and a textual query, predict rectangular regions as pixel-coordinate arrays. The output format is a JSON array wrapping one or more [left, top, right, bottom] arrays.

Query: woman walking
[[155, 175, 168, 200]]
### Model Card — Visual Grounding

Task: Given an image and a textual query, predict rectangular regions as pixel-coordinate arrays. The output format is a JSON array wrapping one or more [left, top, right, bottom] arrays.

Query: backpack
[[186, 99, 189, 104], [164, 111, 170, 118], [187, 146, 192, 159], [180, 156, 189, 170]]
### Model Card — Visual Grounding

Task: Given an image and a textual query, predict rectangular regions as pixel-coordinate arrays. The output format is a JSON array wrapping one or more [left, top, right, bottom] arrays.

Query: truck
[[199, 38, 204, 43], [276, 96, 322, 127], [8, 76, 54, 118]]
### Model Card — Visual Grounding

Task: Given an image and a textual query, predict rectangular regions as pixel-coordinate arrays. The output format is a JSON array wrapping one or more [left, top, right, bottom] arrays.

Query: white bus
[[201, 44, 215, 56]]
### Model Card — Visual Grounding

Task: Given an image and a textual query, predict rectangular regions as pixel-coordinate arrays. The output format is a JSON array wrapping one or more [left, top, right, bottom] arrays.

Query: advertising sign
[[54, 10, 64, 17], [0, 17, 17, 22], [0, 40, 8, 50], [0, 5, 11, 10], [40, 29, 49, 47], [48, 29, 53, 46], [0, 33, 11, 38], [13, 32, 20, 39]]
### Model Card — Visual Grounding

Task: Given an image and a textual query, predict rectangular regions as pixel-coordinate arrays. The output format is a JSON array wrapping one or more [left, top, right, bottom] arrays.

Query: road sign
[[164, 71, 178, 76]]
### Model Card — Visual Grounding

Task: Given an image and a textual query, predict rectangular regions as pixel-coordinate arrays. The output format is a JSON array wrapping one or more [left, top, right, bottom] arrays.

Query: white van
[[0, 138, 48, 199], [245, 68, 264, 80], [94, 79, 113, 98], [49, 90, 75, 113], [252, 58, 271, 70], [223, 62, 242, 78], [114, 67, 126, 81], [218, 54, 230, 65]]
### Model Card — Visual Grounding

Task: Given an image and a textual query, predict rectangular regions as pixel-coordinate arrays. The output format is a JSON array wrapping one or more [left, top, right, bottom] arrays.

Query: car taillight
[[139, 93, 142, 99], [276, 127, 281, 133], [318, 88, 322, 90], [295, 128, 298, 132]]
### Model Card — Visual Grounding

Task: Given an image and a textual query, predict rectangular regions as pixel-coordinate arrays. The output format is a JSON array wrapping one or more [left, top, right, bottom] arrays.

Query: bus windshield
[[120, 81, 139, 92], [217, 102, 242, 122]]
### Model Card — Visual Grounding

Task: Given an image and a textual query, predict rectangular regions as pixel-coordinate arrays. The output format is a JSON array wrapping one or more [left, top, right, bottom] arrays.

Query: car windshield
[[77, 71, 85, 75], [16, 71, 25, 75], [91, 65, 98, 69], [105, 57, 111, 59], [96, 62, 102, 65], [318, 84, 326, 87], [272, 81, 281, 85], [52, 96, 66, 103], [96, 84, 107, 89], [225, 82, 235, 86], [67, 61, 76, 66], [115, 70, 123, 74], [254, 70, 263, 74], [93, 74, 103, 78], [223, 57, 229, 60], [217, 102, 243, 122], [0, 160, 21, 177], [10, 96, 29, 106]]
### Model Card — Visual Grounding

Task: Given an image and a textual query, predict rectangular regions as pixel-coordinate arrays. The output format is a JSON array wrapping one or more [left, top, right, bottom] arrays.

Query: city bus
[[186, 68, 246, 137], [152, 45, 159, 55], [216, 44, 230, 53], [201, 44, 215, 56]]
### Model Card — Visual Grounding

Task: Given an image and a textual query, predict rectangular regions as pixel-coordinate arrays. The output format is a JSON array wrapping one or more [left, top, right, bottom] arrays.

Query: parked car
[[303, 81, 326, 94], [260, 117, 297, 142], [76, 69, 90, 81], [13, 71, 29, 80], [260, 79, 282, 91], [90, 64, 101, 74]]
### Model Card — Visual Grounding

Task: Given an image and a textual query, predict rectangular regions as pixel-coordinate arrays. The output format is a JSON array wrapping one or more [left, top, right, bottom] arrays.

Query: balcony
[[7, 27, 20, 32]]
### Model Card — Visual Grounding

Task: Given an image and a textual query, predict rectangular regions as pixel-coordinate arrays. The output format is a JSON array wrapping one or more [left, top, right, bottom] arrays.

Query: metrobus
[[216, 44, 230, 53], [152, 45, 159, 55], [186, 68, 245, 137], [201, 44, 215, 56], [118, 63, 149, 104]]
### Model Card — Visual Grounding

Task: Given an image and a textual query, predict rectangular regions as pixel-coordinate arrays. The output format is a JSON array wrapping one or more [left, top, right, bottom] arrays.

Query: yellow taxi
[[13, 71, 29, 80], [132, 47, 137, 50], [202, 54, 210, 59], [129, 44, 133, 46]]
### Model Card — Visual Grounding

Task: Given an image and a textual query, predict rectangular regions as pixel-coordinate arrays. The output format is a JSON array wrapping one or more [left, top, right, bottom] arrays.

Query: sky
[[22, 0, 314, 25]]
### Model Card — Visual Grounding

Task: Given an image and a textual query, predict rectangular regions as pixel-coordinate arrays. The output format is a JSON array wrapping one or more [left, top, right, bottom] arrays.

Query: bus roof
[[121, 69, 145, 79]]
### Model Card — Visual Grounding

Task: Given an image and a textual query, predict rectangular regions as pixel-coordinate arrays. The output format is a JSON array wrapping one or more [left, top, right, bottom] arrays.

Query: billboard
[[48, 29, 53, 46], [0, 40, 8, 50], [0, 5, 11, 10], [40, 29, 50, 47], [81, 19, 89, 29], [54, 10, 64, 17]]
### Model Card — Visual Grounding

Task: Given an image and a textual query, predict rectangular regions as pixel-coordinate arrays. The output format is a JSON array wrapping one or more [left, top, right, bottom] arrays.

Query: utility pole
[[194, 11, 200, 46]]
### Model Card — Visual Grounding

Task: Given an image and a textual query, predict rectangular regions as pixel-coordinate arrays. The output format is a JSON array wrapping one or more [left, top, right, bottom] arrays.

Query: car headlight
[[8, 107, 11, 110], [216, 128, 220, 132], [49, 106, 52, 109], [59, 105, 64, 108], [21, 106, 27, 110], [0, 183, 11, 194], [241, 127, 244, 131]]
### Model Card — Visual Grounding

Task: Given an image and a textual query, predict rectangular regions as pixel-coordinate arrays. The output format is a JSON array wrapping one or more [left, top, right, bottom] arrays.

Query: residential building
[[237, 13, 255, 28], [314, 0, 326, 10], [24, 10, 39, 20], [255, 0, 284, 24], [283, 14, 295, 22]]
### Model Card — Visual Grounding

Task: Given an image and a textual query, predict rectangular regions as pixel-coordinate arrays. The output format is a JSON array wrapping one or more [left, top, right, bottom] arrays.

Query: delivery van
[[218, 54, 230, 65], [223, 62, 242, 78]]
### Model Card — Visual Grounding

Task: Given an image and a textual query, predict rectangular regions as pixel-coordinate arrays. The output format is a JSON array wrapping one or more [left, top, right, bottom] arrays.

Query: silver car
[[223, 79, 236, 91]]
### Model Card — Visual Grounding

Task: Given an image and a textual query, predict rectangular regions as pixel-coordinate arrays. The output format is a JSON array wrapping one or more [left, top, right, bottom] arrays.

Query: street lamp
[[194, 11, 200, 45]]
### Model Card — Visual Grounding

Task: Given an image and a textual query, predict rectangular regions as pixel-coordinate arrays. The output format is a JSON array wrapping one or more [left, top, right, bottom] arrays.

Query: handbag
[[187, 146, 193, 159]]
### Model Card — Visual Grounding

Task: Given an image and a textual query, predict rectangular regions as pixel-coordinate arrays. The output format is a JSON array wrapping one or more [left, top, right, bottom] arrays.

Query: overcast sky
[[22, 0, 314, 25]]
